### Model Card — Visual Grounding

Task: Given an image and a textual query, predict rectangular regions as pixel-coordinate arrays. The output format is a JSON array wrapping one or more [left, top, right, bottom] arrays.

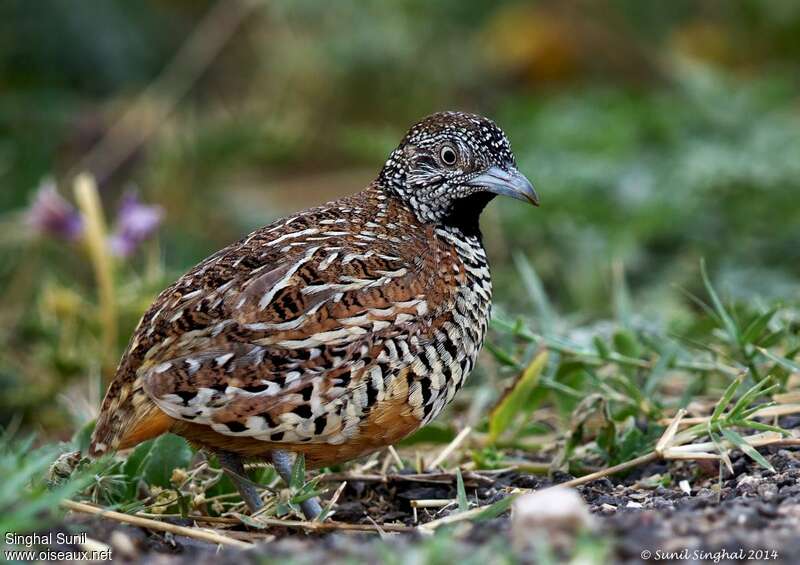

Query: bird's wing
[[128, 204, 447, 445]]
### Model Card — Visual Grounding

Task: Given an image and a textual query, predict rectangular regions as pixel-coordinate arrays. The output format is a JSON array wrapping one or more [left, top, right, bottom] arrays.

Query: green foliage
[[455, 468, 468, 512], [0, 432, 91, 534], [488, 350, 548, 443], [489, 259, 799, 473], [123, 434, 193, 493], [2, 1, 800, 557]]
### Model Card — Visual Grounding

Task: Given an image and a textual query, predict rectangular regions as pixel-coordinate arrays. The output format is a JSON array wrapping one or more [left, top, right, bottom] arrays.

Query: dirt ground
[[30, 444, 800, 564]]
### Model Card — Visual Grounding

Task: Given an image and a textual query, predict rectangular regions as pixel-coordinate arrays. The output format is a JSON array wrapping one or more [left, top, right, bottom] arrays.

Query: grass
[[1, 12, 799, 556], [3, 131, 800, 560], [4, 251, 797, 565]]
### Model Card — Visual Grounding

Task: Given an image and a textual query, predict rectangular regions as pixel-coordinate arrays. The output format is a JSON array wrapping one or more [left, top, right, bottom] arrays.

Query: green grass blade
[[644, 344, 677, 397], [484, 342, 521, 368], [737, 420, 789, 436], [728, 378, 777, 420], [711, 373, 744, 422], [741, 308, 776, 345], [513, 252, 556, 331], [474, 494, 517, 521], [700, 258, 739, 343], [758, 347, 800, 372], [290, 453, 306, 490], [455, 468, 468, 512], [720, 428, 775, 472], [488, 350, 548, 443]]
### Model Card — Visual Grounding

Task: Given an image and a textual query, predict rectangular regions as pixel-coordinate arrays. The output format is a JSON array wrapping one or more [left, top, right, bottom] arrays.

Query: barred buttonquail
[[89, 111, 538, 517]]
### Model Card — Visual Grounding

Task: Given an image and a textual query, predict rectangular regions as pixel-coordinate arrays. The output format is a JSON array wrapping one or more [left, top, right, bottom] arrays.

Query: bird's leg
[[215, 451, 263, 513], [271, 449, 323, 520]]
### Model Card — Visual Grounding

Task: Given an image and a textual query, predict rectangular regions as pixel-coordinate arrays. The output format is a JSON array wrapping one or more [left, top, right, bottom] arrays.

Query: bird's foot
[[215, 450, 263, 513]]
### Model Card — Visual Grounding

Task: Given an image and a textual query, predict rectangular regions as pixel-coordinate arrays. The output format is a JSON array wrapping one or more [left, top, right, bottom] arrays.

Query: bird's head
[[378, 111, 538, 231]]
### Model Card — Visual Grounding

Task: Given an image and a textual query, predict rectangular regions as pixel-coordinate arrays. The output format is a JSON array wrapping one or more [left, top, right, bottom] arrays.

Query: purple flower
[[109, 190, 164, 258], [26, 180, 84, 241]]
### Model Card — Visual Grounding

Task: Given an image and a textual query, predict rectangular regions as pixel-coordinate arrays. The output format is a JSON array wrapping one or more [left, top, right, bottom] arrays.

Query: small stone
[[110, 531, 137, 559], [511, 486, 596, 552], [758, 482, 779, 502]]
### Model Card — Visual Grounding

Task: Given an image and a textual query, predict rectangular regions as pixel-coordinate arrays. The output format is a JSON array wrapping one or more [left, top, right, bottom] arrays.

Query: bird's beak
[[467, 165, 539, 207]]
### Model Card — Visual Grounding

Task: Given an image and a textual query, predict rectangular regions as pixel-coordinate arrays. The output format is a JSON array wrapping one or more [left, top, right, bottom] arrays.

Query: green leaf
[[758, 347, 800, 372], [728, 377, 777, 420], [700, 259, 739, 344], [644, 344, 677, 396], [741, 309, 776, 345], [593, 336, 610, 359], [737, 420, 789, 436], [455, 468, 468, 512], [290, 453, 306, 490], [142, 434, 192, 488], [759, 331, 785, 349], [123, 434, 192, 489], [711, 373, 744, 422], [474, 494, 517, 521], [720, 428, 775, 472], [234, 512, 270, 529], [709, 428, 733, 475], [488, 350, 548, 443], [612, 329, 642, 359], [122, 439, 154, 482], [484, 342, 520, 368], [514, 252, 556, 331]]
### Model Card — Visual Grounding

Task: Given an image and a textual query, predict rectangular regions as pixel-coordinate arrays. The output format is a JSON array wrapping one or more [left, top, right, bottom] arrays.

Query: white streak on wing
[[275, 326, 367, 348], [339, 313, 371, 326], [318, 252, 339, 271], [244, 316, 307, 332], [215, 353, 234, 367], [179, 289, 203, 301], [257, 246, 320, 310], [266, 227, 318, 247]]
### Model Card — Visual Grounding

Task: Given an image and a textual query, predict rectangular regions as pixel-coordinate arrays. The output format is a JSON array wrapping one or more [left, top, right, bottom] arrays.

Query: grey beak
[[467, 165, 539, 207]]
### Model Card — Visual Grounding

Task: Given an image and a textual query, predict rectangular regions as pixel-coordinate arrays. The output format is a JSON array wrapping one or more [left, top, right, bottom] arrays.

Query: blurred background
[[2, 0, 800, 437]]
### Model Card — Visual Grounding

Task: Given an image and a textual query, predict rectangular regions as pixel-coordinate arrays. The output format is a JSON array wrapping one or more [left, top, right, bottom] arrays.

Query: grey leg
[[215, 451, 263, 512], [271, 450, 323, 520]]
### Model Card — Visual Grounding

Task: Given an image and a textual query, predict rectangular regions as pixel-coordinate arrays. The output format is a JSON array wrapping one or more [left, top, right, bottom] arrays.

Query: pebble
[[511, 486, 596, 551]]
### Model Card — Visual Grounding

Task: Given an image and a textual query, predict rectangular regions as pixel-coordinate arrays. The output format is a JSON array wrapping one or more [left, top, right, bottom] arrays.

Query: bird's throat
[[441, 192, 495, 238]]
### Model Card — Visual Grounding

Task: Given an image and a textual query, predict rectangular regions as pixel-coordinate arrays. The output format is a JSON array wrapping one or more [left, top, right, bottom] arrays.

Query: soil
[[26, 445, 800, 564]]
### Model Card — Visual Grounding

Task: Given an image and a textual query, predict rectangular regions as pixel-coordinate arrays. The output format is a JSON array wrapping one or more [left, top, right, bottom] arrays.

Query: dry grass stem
[[62, 500, 253, 549], [427, 426, 472, 470]]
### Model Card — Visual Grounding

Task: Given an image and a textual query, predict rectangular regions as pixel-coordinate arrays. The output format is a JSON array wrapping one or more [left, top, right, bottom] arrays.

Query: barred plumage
[[89, 111, 537, 515]]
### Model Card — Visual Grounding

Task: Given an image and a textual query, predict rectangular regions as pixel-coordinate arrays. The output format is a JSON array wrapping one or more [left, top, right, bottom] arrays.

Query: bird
[[89, 111, 538, 519]]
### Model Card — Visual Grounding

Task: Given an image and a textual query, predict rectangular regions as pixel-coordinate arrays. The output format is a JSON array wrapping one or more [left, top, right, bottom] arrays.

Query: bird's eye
[[439, 145, 458, 166]]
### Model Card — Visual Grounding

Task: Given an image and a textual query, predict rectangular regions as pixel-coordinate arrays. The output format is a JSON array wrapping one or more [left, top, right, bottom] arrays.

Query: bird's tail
[[89, 370, 172, 457]]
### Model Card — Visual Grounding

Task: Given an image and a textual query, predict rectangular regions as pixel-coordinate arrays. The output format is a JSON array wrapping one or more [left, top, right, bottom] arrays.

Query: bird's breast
[[396, 226, 493, 425]]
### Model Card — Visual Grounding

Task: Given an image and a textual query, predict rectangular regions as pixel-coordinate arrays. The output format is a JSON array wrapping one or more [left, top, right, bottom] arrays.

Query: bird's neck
[[440, 192, 494, 239], [375, 183, 493, 241]]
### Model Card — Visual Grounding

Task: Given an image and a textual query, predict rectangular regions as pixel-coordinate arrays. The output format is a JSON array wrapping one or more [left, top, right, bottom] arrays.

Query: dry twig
[[61, 500, 252, 549]]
